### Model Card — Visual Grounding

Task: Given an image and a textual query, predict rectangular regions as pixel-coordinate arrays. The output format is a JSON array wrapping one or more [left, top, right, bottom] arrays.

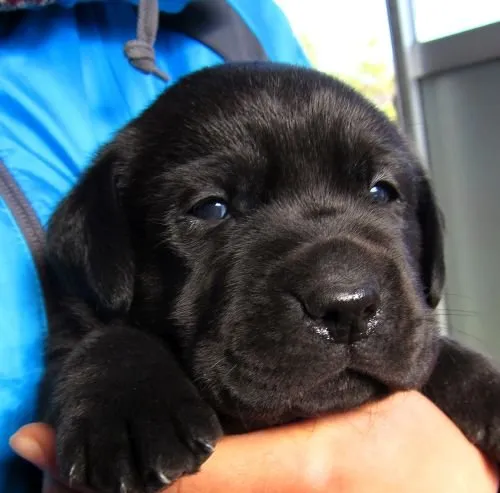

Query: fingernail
[[9, 433, 44, 463]]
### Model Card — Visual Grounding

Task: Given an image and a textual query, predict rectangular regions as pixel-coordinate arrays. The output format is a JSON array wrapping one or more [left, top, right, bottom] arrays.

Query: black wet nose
[[300, 284, 380, 343]]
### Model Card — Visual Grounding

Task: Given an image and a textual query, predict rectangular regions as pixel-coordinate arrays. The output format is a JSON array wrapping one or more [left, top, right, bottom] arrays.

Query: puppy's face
[[49, 64, 444, 429]]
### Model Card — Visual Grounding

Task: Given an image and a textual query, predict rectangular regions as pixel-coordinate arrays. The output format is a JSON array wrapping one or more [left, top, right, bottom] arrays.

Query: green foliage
[[299, 36, 397, 120]]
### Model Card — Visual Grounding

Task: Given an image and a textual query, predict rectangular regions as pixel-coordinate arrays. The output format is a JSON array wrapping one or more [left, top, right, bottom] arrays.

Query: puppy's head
[[48, 63, 444, 429]]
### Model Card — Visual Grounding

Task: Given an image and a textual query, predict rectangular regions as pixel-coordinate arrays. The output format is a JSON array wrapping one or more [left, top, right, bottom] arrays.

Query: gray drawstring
[[124, 0, 170, 82]]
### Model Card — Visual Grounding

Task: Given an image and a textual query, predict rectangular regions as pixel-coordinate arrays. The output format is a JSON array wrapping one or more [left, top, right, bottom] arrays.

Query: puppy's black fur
[[41, 63, 500, 493]]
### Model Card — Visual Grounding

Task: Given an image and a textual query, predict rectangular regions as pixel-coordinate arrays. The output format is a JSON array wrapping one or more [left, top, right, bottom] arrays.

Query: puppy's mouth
[[214, 365, 390, 432], [193, 333, 393, 424], [192, 306, 436, 432]]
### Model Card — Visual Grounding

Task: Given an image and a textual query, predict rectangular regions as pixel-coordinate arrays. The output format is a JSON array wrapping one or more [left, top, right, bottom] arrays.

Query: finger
[[9, 423, 58, 474]]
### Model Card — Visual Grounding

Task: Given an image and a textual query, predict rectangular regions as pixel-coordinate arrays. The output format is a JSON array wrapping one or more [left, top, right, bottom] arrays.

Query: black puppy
[[41, 63, 500, 493]]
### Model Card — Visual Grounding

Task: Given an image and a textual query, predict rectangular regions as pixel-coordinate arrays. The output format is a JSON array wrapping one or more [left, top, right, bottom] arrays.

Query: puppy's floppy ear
[[416, 173, 445, 308], [47, 144, 134, 317]]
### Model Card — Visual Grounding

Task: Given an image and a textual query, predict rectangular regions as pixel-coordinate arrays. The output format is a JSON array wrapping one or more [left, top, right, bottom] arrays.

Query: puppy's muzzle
[[274, 239, 382, 344]]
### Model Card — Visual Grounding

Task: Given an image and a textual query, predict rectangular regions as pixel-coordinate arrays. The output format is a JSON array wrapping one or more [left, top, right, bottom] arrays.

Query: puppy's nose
[[301, 284, 380, 343]]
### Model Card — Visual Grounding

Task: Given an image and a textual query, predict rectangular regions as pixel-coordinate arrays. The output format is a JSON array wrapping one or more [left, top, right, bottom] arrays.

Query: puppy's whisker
[[439, 313, 477, 319], [436, 309, 478, 315], [152, 236, 172, 250], [447, 328, 486, 346], [436, 311, 478, 319], [444, 292, 476, 302], [206, 357, 227, 374], [231, 364, 253, 432]]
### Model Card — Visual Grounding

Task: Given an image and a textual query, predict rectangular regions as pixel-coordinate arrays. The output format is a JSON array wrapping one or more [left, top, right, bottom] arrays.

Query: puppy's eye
[[190, 198, 229, 220], [369, 181, 399, 204]]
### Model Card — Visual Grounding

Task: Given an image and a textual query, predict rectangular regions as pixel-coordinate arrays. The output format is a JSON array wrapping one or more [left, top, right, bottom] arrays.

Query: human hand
[[10, 391, 498, 493]]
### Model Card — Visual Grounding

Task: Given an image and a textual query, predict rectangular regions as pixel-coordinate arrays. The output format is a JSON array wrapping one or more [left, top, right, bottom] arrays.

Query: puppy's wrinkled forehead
[[128, 63, 413, 196]]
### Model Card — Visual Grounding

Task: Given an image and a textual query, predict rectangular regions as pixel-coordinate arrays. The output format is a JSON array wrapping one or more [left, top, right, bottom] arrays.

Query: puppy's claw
[[194, 438, 215, 455], [144, 469, 172, 493], [157, 470, 172, 485], [120, 480, 130, 493], [67, 461, 85, 489]]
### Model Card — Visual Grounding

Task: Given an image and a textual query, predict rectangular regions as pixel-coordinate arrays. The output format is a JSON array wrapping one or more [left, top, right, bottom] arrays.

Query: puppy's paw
[[55, 391, 222, 493], [423, 337, 500, 464], [468, 408, 500, 462]]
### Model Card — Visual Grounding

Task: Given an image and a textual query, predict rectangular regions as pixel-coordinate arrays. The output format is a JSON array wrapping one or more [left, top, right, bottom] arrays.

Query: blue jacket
[[0, 2, 309, 490]]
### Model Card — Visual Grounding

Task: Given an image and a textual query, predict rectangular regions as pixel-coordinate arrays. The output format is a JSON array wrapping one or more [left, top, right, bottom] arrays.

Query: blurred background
[[276, 0, 397, 119], [277, 0, 500, 358]]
